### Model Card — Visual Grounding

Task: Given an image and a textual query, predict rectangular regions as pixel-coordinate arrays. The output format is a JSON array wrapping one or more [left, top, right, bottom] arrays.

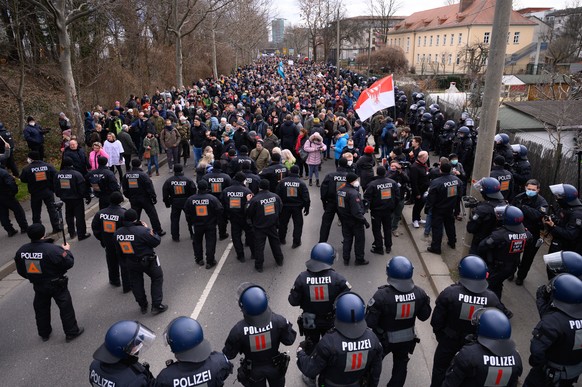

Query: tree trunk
[[175, 33, 183, 88], [212, 27, 218, 79], [312, 35, 318, 62]]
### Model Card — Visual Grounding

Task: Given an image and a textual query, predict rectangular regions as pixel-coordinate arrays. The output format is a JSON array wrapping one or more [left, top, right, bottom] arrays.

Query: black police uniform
[[289, 269, 351, 348], [276, 172, 310, 246], [162, 173, 196, 240], [452, 136, 473, 175], [319, 167, 348, 242], [511, 192, 548, 281], [466, 198, 506, 254], [54, 166, 90, 238], [426, 173, 462, 253], [337, 184, 368, 264], [155, 352, 233, 387], [0, 167, 28, 234], [478, 226, 532, 301], [184, 190, 223, 265], [86, 166, 121, 209], [443, 339, 522, 387], [430, 283, 507, 387], [114, 221, 164, 311], [524, 309, 582, 386], [90, 357, 154, 387], [297, 327, 383, 387], [490, 166, 514, 200], [92, 204, 130, 291], [364, 176, 400, 253], [366, 284, 431, 387], [259, 162, 288, 193], [493, 144, 514, 168], [242, 170, 261, 194], [511, 158, 531, 196], [229, 155, 258, 176], [0, 125, 18, 175], [246, 189, 284, 271], [20, 160, 60, 229], [203, 168, 232, 239], [223, 313, 297, 387], [14, 239, 82, 339], [221, 180, 255, 261], [547, 203, 582, 256], [122, 167, 164, 234]]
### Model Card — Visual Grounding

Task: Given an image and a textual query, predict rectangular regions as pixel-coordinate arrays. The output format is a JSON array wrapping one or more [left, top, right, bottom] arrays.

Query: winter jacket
[[103, 140, 125, 166], [334, 133, 349, 160], [250, 147, 271, 172], [160, 126, 181, 149], [303, 134, 327, 166], [143, 136, 160, 156], [117, 130, 137, 155], [23, 123, 44, 145], [279, 120, 299, 151], [62, 147, 90, 175], [89, 149, 109, 171]]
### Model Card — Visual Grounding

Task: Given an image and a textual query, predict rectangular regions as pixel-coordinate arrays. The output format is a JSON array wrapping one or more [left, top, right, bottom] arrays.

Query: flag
[[354, 75, 395, 122], [277, 61, 285, 79]]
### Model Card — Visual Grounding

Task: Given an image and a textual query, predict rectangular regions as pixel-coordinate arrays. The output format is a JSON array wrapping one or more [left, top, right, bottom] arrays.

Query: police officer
[[426, 162, 462, 254], [297, 292, 384, 387], [259, 152, 288, 192], [536, 251, 582, 317], [337, 173, 369, 266], [493, 134, 514, 167], [490, 156, 514, 200], [451, 127, 473, 178], [54, 157, 91, 240], [289, 243, 351, 352], [122, 158, 166, 236], [184, 180, 223, 269], [203, 160, 232, 240], [241, 161, 261, 194], [14, 223, 84, 342], [221, 172, 255, 262], [91, 191, 130, 292], [510, 179, 548, 285], [466, 177, 506, 254], [87, 156, 121, 209], [0, 164, 28, 236], [0, 121, 18, 175], [114, 209, 167, 315], [162, 164, 196, 241], [156, 316, 233, 386], [443, 308, 522, 387], [438, 120, 456, 158], [364, 166, 400, 254], [223, 283, 297, 387], [228, 145, 258, 176], [366, 256, 432, 387], [510, 144, 531, 197], [524, 274, 582, 387], [543, 183, 582, 257], [276, 165, 310, 248], [430, 255, 511, 387], [246, 179, 284, 273], [319, 157, 349, 243], [90, 320, 156, 386], [20, 151, 60, 233]]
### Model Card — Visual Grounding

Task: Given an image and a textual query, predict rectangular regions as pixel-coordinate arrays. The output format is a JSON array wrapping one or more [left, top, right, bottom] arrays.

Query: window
[[456, 53, 461, 65], [458, 33, 462, 44], [435, 54, 439, 63], [407, 37, 410, 52], [443, 34, 447, 45], [398, 38, 401, 46], [418, 36, 421, 46], [372, 38, 376, 45], [448, 53, 452, 65], [436, 35, 440, 46], [430, 35, 433, 46], [424, 36, 427, 46], [513, 32, 520, 44], [428, 54, 432, 62], [422, 54, 426, 62], [450, 34, 454, 45], [417, 54, 420, 63], [483, 32, 490, 44]]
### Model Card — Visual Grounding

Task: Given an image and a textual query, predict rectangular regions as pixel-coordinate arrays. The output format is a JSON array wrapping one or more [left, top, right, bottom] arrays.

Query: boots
[[155, 167, 159, 176], [316, 179, 320, 187], [309, 179, 313, 186]]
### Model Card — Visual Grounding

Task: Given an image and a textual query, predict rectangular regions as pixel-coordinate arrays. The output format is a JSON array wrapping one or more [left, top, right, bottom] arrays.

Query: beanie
[[346, 173, 359, 184], [376, 166, 386, 176], [173, 164, 183, 174], [28, 151, 40, 160], [213, 160, 222, 170], [234, 172, 246, 183], [272, 153, 281, 162], [440, 163, 452, 173], [98, 156, 108, 166], [259, 179, 270, 190], [364, 146, 374, 154], [290, 165, 299, 174], [61, 157, 73, 168], [131, 159, 141, 168], [197, 180, 209, 192], [240, 145, 249, 154], [110, 191, 124, 205], [27, 223, 45, 241], [338, 157, 348, 168], [494, 156, 505, 166], [124, 209, 138, 222]]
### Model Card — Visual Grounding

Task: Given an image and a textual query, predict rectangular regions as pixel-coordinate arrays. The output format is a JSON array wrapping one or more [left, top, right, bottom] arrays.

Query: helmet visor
[[494, 205, 508, 221], [550, 184, 565, 198], [544, 251, 565, 273], [494, 134, 502, 143], [471, 307, 487, 327], [511, 144, 521, 153], [127, 324, 156, 357], [473, 179, 485, 192]]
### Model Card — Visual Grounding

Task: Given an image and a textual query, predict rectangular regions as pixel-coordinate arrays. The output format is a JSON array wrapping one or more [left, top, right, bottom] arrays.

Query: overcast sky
[[273, 0, 570, 26]]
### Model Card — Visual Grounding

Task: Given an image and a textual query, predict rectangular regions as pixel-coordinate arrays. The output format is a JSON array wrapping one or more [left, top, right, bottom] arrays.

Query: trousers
[[279, 206, 303, 244], [516, 236, 541, 281], [524, 365, 579, 387], [254, 226, 284, 269], [430, 211, 456, 251], [430, 338, 464, 387], [64, 198, 86, 236], [32, 280, 80, 338], [382, 341, 415, 387], [31, 190, 60, 228], [319, 202, 338, 243], [170, 205, 189, 239], [371, 210, 393, 250], [340, 219, 365, 263], [0, 195, 28, 232], [104, 242, 130, 291], [130, 196, 162, 233], [165, 146, 179, 169], [231, 217, 255, 259], [126, 256, 164, 308], [193, 224, 217, 263], [487, 258, 519, 302]]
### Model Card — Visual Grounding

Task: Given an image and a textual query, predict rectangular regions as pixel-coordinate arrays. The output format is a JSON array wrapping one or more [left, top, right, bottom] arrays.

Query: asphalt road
[[0, 159, 438, 386]]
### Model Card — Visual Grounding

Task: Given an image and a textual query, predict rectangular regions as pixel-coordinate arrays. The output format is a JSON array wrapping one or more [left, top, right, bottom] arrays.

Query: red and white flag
[[354, 75, 395, 122]]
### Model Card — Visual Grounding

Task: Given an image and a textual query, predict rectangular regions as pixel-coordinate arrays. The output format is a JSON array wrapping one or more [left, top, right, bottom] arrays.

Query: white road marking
[[190, 242, 233, 320]]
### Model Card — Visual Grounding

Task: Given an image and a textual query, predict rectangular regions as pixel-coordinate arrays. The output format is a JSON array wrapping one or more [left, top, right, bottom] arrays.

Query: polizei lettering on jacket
[[458, 294, 488, 305], [275, 168, 286, 174], [376, 182, 393, 189], [284, 181, 300, 187], [498, 174, 511, 181], [100, 214, 120, 221], [126, 174, 140, 179], [483, 355, 516, 366], [342, 339, 372, 352], [306, 276, 331, 284], [260, 197, 276, 205], [21, 252, 43, 259], [227, 191, 244, 197], [243, 322, 273, 335], [31, 166, 48, 172], [208, 177, 224, 183], [172, 370, 211, 387], [116, 234, 135, 241], [443, 180, 459, 187], [569, 320, 582, 329], [334, 176, 347, 182], [191, 199, 210, 205], [171, 181, 186, 186], [57, 173, 73, 179], [395, 293, 416, 302], [508, 233, 528, 240], [90, 370, 116, 387]]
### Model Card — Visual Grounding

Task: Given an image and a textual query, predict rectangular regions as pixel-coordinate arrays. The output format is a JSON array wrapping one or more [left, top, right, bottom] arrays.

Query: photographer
[[23, 116, 49, 161]]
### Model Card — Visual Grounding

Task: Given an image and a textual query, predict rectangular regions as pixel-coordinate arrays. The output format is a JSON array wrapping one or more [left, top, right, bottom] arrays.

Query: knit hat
[[346, 173, 359, 184], [61, 157, 73, 168], [131, 159, 141, 167], [259, 179, 270, 190], [27, 223, 45, 241], [110, 191, 124, 205], [124, 209, 138, 222], [364, 146, 374, 154]]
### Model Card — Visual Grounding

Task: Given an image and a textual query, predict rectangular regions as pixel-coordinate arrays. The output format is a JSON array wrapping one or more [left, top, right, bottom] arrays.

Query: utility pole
[[460, 0, 512, 255], [336, 8, 340, 78], [367, 24, 372, 75], [211, 18, 218, 79]]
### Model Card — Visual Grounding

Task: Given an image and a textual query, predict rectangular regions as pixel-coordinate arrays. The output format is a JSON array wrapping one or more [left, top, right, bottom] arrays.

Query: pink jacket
[[303, 133, 327, 165], [89, 149, 109, 170]]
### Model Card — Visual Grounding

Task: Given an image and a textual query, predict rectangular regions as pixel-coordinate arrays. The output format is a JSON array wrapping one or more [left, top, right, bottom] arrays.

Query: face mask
[[450, 160, 458, 165], [525, 189, 537, 198], [27, 158, 32, 164], [29, 121, 35, 126], [348, 145, 354, 149], [347, 160, 353, 166], [352, 181, 360, 188]]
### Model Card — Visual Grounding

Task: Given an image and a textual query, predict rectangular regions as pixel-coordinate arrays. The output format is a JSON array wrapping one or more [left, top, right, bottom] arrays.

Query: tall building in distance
[[272, 18, 285, 45]]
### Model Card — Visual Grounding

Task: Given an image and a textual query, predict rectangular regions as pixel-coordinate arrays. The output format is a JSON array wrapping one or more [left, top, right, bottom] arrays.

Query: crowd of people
[[2, 57, 582, 386]]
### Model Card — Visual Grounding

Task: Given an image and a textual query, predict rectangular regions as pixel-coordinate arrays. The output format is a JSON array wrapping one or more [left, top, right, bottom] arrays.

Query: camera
[[462, 196, 479, 208]]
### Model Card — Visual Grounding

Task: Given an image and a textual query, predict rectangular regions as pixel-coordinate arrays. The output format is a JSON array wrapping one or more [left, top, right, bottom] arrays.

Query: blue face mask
[[525, 189, 537, 197], [450, 160, 458, 165]]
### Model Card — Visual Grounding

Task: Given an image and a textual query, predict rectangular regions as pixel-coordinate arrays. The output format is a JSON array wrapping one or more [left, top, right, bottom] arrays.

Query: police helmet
[[550, 273, 582, 318], [464, 118, 474, 127], [411, 92, 418, 100], [421, 112, 433, 122], [417, 107, 426, 116], [334, 292, 367, 339], [550, 183, 580, 205], [500, 205, 525, 233], [544, 251, 582, 279], [472, 308, 515, 356], [518, 145, 528, 158], [474, 177, 504, 200], [417, 100, 426, 107], [398, 95, 407, 102], [237, 283, 272, 326], [443, 120, 456, 131], [494, 133, 510, 145], [457, 126, 470, 136], [164, 317, 212, 362], [461, 111, 469, 120], [93, 321, 156, 364], [458, 255, 489, 293], [306, 243, 336, 272], [417, 93, 425, 100], [409, 104, 418, 111], [386, 256, 414, 292]]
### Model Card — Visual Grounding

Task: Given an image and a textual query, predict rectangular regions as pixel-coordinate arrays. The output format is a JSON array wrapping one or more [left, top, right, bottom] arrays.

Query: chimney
[[459, 0, 475, 13]]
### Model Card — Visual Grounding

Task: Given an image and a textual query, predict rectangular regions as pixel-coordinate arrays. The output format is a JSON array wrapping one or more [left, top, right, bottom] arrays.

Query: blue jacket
[[334, 133, 349, 160], [23, 124, 44, 145], [353, 126, 366, 152]]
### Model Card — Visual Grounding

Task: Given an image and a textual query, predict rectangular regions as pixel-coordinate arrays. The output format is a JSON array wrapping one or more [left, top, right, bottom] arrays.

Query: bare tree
[[298, 0, 338, 61], [283, 25, 310, 57], [367, 0, 401, 45]]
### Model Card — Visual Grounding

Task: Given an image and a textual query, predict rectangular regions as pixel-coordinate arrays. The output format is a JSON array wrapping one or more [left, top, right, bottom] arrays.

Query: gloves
[[321, 200, 328, 208], [364, 220, 370, 229], [85, 197, 91, 205], [303, 207, 310, 216], [152, 197, 157, 205], [164, 201, 171, 208]]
